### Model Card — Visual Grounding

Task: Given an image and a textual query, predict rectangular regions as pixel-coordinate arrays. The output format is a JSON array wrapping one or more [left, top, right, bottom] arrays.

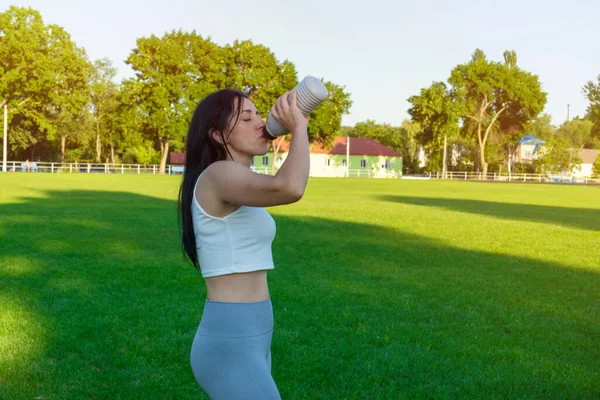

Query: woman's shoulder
[[203, 160, 251, 181]]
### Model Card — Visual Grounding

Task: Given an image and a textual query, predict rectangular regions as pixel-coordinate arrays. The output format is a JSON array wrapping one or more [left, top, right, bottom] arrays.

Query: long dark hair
[[178, 89, 248, 270]]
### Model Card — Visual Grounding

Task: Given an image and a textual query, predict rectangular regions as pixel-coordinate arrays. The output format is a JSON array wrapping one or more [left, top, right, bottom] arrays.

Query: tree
[[536, 137, 582, 175], [522, 114, 556, 141], [222, 40, 298, 117], [556, 117, 594, 149], [0, 6, 92, 162], [593, 155, 600, 177], [408, 82, 462, 175], [583, 75, 600, 142], [44, 27, 92, 163], [0, 7, 55, 110], [400, 120, 422, 173], [126, 30, 223, 173], [352, 120, 403, 153], [449, 49, 546, 176], [307, 80, 352, 148], [0, 7, 62, 158], [2, 7, 93, 161], [90, 58, 118, 162], [220, 40, 299, 174]]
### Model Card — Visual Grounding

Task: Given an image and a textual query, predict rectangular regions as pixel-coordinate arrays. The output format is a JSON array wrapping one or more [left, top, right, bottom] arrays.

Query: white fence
[[250, 166, 399, 178], [5, 161, 598, 184], [427, 171, 599, 184], [7, 162, 395, 178], [3, 161, 183, 175]]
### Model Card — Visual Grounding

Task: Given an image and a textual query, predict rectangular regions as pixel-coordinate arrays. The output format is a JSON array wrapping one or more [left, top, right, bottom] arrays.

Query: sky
[[7, 0, 600, 128]]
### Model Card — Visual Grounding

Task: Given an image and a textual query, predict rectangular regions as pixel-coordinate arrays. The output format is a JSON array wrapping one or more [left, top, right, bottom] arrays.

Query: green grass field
[[1, 174, 599, 399]]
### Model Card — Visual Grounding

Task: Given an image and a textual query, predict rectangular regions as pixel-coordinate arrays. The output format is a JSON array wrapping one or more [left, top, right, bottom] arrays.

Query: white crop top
[[191, 177, 276, 278]]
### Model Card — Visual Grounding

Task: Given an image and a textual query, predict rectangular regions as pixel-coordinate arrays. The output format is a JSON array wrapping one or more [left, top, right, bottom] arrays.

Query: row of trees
[[0, 6, 352, 173], [348, 49, 600, 175], [2, 6, 599, 176]]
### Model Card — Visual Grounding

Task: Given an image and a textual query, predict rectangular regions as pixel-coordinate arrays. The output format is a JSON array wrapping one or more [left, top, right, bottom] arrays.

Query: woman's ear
[[209, 128, 226, 145]]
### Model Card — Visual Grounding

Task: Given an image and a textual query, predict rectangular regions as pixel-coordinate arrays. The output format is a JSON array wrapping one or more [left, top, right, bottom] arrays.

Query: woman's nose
[[257, 119, 266, 130]]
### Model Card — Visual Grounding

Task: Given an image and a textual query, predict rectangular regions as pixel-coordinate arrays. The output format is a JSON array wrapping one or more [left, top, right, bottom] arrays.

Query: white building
[[573, 149, 599, 178]]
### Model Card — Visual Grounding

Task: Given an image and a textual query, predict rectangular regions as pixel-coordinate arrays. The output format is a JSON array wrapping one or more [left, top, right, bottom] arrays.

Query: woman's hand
[[271, 91, 308, 133]]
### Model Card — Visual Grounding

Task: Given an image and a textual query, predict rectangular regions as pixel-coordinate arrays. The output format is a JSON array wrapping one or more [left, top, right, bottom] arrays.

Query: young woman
[[178, 88, 309, 399]]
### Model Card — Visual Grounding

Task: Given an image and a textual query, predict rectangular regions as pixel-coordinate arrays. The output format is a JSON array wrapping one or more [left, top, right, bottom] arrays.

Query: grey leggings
[[191, 298, 281, 399]]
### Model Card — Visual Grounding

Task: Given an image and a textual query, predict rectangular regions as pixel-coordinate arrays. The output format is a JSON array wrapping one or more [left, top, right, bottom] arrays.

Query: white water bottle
[[264, 76, 329, 140]]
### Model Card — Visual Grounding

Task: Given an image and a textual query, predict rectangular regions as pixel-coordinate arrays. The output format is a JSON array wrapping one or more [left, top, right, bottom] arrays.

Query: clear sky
[[7, 0, 600, 127]]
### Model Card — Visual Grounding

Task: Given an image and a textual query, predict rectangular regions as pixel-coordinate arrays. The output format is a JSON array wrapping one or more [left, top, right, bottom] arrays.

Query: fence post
[[87, 163, 91, 173], [50, 163, 54, 173], [121, 165, 124, 174], [137, 165, 140, 175], [69, 163, 72, 173]]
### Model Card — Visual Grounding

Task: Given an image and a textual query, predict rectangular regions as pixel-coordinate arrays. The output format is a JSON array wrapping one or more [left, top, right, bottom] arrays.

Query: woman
[[178, 88, 309, 399]]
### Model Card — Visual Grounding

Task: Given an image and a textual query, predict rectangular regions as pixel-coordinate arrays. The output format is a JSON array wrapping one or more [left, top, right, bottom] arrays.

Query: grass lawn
[[1, 173, 599, 399]]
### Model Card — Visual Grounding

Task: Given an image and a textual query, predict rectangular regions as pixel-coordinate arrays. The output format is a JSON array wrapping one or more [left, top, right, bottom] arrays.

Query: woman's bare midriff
[[205, 270, 270, 302]]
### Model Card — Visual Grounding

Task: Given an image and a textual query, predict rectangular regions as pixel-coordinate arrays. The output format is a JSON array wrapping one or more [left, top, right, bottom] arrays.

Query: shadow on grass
[[0, 190, 598, 399], [376, 195, 600, 232]]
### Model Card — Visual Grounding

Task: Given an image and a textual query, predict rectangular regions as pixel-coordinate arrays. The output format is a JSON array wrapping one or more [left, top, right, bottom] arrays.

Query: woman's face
[[223, 97, 269, 165]]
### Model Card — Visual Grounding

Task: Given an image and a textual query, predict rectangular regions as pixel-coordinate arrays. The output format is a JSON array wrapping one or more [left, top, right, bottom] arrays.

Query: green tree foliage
[[556, 117, 595, 150], [2, 8, 353, 167], [90, 58, 119, 162], [222, 40, 298, 117], [408, 82, 462, 174], [535, 137, 582, 175], [522, 114, 556, 141], [449, 49, 546, 176], [126, 30, 223, 173], [307, 80, 352, 148], [44, 28, 92, 163], [1, 6, 91, 161], [400, 120, 423, 173], [583, 75, 600, 142], [352, 120, 403, 153], [593, 155, 600, 176]]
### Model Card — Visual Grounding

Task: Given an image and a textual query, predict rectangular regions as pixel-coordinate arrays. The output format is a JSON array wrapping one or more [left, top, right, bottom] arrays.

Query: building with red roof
[[170, 136, 403, 178]]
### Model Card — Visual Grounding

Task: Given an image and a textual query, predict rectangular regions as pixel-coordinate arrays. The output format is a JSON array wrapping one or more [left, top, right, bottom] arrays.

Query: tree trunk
[[468, 96, 505, 180], [476, 120, 487, 178], [442, 134, 448, 178], [110, 145, 115, 165], [159, 138, 169, 175], [479, 107, 505, 179], [61, 135, 66, 164], [96, 121, 101, 162], [480, 151, 488, 177], [568, 148, 573, 172]]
